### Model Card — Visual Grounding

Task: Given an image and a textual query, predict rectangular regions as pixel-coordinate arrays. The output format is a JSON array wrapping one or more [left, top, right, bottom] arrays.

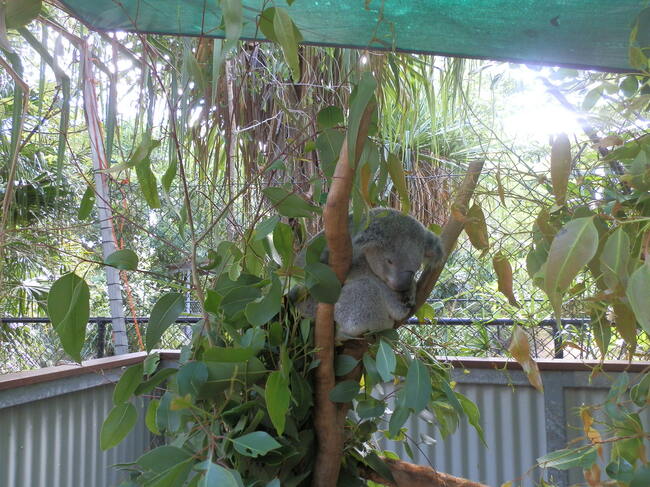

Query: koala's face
[[364, 241, 424, 292]]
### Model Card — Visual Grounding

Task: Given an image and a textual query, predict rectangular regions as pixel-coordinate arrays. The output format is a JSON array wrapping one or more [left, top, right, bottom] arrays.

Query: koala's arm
[[380, 281, 414, 322], [333, 276, 395, 340]]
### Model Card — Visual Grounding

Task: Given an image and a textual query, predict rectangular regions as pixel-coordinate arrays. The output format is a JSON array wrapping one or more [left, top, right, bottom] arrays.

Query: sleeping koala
[[295, 207, 443, 340]]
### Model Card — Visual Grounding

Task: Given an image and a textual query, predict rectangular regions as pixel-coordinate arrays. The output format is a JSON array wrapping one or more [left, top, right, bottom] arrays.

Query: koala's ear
[[423, 232, 444, 265]]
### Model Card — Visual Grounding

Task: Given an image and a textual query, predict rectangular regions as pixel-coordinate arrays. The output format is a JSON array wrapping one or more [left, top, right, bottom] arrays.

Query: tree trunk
[[81, 46, 128, 355]]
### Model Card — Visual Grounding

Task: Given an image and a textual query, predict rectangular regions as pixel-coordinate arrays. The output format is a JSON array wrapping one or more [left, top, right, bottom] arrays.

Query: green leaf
[[328, 380, 360, 403], [581, 87, 602, 112], [544, 217, 599, 321], [221, 286, 261, 317], [254, 215, 280, 240], [200, 462, 239, 487], [388, 405, 410, 437], [100, 403, 138, 450], [135, 367, 177, 395], [317, 106, 344, 130], [386, 153, 410, 213], [156, 391, 182, 433], [220, 0, 242, 53], [245, 277, 282, 327], [620, 76, 638, 97], [335, 354, 359, 376], [137, 445, 192, 471], [263, 187, 320, 218], [104, 135, 160, 173], [145, 399, 160, 435], [304, 262, 341, 303], [537, 447, 597, 470], [5, 0, 41, 30], [135, 158, 161, 209], [105, 249, 138, 271], [272, 7, 301, 82], [231, 431, 282, 458], [600, 227, 630, 290], [259, 7, 303, 44], [177, 361, 208, 398], [47, 273, 90, 363], [273, 222, 294, 265], [113, 363, 143, 404], [315, 129, 345, 178], [265, 371, 291, 435], [77, 185, 95, 220], [376, 339, 396, 383], [456, 392, 486, 446], [203, 346, 257, 362], [404, 359, 432, 413], [364, 452, 395, 483], [627, 262, 650, 334], [347, 72, 377, 167], [143, 352, 160, 375], [356, 398, 386, 419], [145, 293, 184, 352]]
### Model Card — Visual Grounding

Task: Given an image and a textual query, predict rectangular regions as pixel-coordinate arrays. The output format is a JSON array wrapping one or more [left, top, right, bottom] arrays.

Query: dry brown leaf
[[551, 133, 571, 207], [508, 325, 544, 392], [493, 253, 520, 307], [594, 134, 624, 149], [464, 203, 490, 251]]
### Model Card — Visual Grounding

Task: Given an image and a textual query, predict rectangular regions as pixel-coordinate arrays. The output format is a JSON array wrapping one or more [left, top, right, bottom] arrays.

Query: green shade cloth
[[60, 0, 645, 72]]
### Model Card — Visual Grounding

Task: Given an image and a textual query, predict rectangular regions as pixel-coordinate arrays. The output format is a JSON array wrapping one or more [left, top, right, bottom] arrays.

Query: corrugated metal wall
[[378, 371, 547, 487], [1, 357, 644, 487], [0, 376, 152, 487]]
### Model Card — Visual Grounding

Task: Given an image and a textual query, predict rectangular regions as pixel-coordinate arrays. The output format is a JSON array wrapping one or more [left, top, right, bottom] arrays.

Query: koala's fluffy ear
[[423, 231, 444, 265]]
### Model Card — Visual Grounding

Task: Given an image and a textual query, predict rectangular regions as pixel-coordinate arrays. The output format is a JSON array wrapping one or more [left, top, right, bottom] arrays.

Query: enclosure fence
[[2, 315, 647, 374]]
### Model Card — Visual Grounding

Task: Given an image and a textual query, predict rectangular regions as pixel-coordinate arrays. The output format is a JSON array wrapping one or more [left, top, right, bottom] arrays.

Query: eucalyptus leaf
[[537, 447, 597, 470], [272, 7, 300, 82], [47, 273, 90, 363], [77, 185, 95, 220], [304, 262, 341, 304], [347, 72, 376, 167], [328, 380, 360, 403], [265, 371, 290, 435], [105, 249, 138, 271], [404, 359, 432, 413], [231, 431, 282, 458], [145, 293, 184, 352], [113, 363, 143, 404], [263, 187, 320, 218], [100, 403, 138, 450], [627, 262, 650, 334], [544, 217, 598, 321], [376, 339, 396, 383]]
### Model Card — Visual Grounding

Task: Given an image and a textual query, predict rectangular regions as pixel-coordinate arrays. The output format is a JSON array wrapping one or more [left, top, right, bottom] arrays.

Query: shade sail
[[59, 0, 646, 72]]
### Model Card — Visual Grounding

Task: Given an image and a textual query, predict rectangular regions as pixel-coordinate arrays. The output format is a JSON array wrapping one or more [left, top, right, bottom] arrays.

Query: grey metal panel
[[0, 383, 151, 487], [564, 385, 650, 485], [377, 378, 546, 487]]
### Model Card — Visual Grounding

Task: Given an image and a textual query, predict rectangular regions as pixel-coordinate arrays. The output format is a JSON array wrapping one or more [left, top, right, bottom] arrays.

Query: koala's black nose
[[394, 271, 415, 292]]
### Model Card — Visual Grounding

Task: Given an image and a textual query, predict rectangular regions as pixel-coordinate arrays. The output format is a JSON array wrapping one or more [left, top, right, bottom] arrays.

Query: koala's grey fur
[[295, 207, 443, 340]]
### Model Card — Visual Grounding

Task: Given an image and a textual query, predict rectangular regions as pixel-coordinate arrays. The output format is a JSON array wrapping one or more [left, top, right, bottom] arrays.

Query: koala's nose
[[394, 271, 415, 292]]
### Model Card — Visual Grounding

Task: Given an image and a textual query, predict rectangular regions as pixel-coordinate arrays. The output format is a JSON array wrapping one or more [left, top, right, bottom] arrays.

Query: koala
[[294, 207, 443, 341]]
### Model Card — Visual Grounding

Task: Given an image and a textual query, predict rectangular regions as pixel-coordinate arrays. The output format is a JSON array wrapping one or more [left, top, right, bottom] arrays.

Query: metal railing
[[3, 315, 644, 374]]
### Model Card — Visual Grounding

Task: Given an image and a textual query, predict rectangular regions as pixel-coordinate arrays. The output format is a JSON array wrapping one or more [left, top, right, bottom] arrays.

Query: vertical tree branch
[[408, 159, 485, 317], [312, 102, 375, 487]]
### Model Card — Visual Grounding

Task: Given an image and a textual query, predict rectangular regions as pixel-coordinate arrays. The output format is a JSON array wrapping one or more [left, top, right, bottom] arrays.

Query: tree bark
[[408, 159, 485, 317], [360, 458, 491, 487], [312, 102, 375, 487], [81, 45, 128, 355]]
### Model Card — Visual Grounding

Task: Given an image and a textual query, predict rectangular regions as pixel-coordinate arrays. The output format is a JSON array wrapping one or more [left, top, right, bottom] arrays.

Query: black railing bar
[[3, 317, 592, 327]]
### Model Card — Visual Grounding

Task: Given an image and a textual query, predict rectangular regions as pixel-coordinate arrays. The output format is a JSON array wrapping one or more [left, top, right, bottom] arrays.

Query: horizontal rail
[[1, 351, 648, 393], [2, 316, 590, 326]]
